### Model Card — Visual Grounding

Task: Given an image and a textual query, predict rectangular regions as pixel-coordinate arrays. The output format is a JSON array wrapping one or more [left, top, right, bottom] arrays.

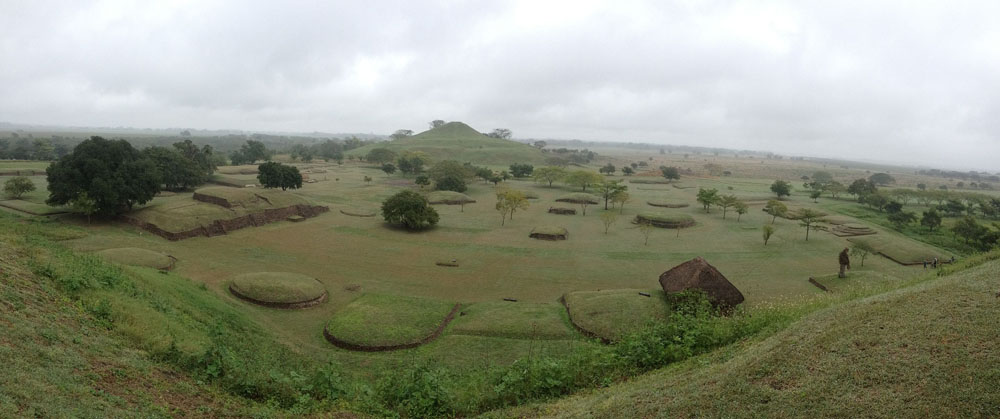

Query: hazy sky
[[2, 1, 998, 170]]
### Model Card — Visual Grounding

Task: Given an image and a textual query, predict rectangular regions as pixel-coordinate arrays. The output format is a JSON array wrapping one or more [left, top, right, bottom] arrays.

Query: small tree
[[719, 194, 739, 219], [611, 191, 630, 214], [70, 192, 97, 224], [363, 175, 373, 184], [734, 201, 749, 222], [533, 166, 566, 187], [415, 175, 430, 189], [638, 220, 653, 245], [888, 211, 917, 229], [809, 189, 822, 202], [764, 200, 788, 223], [770, 180, 792, 198], [3, 176, 35, 199], [495, 188, 529, 225], [660, 166, 680, 181], [794, 208, 826, 241], [381, 163, 397, 176], [851, 241, 875, 267], [762, 224, 775, 245], [696, 188, 720, 213], [599, 163, 616, 175], [621, 166, 635, 176], [596, 180, 627, 210], [600, 211, 619, 234], [921, 209, 942, 231], [381, 190, 439, 230], [366, 148, 397, 165], [257, 162, 303, 191], [564, 170, 602, 191]]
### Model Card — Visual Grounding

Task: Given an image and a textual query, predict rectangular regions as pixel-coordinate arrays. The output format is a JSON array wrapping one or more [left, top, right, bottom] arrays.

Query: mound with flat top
[[450, 301, 576, 340], [229, 272, 327, 308], [647, 200, 690, 208], [124, 187, 328, 240], [530, 226, 568, 240], [634, 213, 695, 228], [96, 247, 175, 270], [323, 294, 459, 351], [346, 121, 546, 165], [555, 193, 599, 204], [562, 289, 672, 342], [426, 191, 476, 205]]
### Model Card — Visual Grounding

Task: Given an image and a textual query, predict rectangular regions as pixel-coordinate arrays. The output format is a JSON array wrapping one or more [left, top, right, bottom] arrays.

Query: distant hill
[[347, 122, 546, 166]]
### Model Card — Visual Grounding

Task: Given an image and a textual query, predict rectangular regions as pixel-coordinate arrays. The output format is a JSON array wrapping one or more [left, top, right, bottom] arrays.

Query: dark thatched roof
[[658, 257, 744, 308]]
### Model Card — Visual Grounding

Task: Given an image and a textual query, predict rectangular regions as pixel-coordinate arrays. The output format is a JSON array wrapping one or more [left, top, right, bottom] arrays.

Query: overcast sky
[[2, 0, 998, 170]]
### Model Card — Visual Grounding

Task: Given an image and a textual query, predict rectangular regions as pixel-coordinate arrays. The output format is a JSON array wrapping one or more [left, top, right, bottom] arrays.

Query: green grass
[[563, 289, 672, 341], [325, 294, 456, 347], [449, 301, 576, 340], [848, 234, 953, 264], [229, 272, 326, 304], [503, 257, 1000, 418], [346, 122, 546, 165], [427, 190, 476, 204], [95, 247, 174, 270], [0, 199, 66, 215]]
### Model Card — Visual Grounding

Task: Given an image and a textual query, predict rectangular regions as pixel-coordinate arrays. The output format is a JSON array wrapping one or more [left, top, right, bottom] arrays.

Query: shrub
[[435, 175, 467, 192], [3, 176, 35, 198], [378, 365, 454, 418], [381, 190, 439, 230]]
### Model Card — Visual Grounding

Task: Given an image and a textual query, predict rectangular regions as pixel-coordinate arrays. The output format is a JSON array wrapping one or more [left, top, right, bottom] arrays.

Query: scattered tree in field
[[917, 183, 927, 191], [811, 171, 833, 186], [495, 188, 529, 226], [257, 162, 303, 191], [848, 178, 878, 200], [762, 224, 775, 245], [415, 175, 430, 189], [429, 120, 446, 129], [596, 180, 627, 210], [888, 210, 917, 229], [381, 163, 397, 176], [533, 140, 547, 149], [794, 208, 826, 241], [363, 175, 372, 184], [703, 163, 724, 176], [229, 140, 271, 165], [486, 128, 512, 139], [809, 189, 822, 202], [366, 148, 397, 165], [869, 172, 896, 186], [851, 241, 875, 267], [719, 194, 739, 219], [428, 160, 471, 192], [3, 176, 35, 198], [885, 201, 903, 214], [397, 151, 429, 174], [600, 211, 619, 234], [764, 200, 788, 223], [599, 163, 616, 175], [921, 209, 942, 231], [660, 166, 680, 181], [435, 175, 467, 193], [46, 136, 161, 217], [533, 166, 566, 187], [611, 191, 630, 214], [141, 146, 204, 191], [381, 190, 439, 230], [390, 129, 414, 140], [564, 170, 603, 191], [509, 163, 534, 178], [734, 201, 749, 222], [825, 181, 847, 199], [770, 180, 792, 198], [951, 216, 987, 245], [69, 192, 98, 224], [696, 188, 720, 212], [638, 220, 653, 245], [621, 166, 634, 176]]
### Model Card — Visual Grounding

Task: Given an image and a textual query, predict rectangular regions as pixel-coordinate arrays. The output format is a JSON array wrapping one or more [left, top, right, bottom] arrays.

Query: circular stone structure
[[96, 247, 175, 270], [646, 200, 690, 208], [229, 272, 328, 309], [633, 213, 696, 228]]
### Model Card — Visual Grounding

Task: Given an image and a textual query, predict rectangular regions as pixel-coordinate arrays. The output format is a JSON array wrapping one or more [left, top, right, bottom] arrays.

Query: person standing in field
[[839, 247, 851, 278]]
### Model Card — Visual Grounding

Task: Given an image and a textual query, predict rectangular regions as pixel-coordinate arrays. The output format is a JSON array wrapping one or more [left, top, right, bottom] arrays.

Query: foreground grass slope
[[497, 258, 1000, 418]]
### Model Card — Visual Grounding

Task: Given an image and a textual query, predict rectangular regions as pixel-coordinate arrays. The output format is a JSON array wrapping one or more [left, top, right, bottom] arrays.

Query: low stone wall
[[123, 204, 329, 241], [192, 191, 233, 208]]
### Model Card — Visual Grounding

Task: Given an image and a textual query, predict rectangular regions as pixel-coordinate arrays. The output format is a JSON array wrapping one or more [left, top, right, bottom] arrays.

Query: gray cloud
[[1, 0, 998, 170]]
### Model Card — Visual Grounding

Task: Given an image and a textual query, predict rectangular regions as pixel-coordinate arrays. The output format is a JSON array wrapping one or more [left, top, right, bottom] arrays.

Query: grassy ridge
[[347, 122, 546, 165]]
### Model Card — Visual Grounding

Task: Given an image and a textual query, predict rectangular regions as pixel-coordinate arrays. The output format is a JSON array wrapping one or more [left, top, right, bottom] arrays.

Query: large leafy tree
[[142, 146, 204, 191], [509, 163, 534, 178], [46, 136, 161, 217], [660, 166, 680, 181], [230, 140, 271, 165], [381, 190, 439, 230], [257, 162, 303, 191], [696, 188, 720, 212], [770, 180, 792, 198], [564, 170, 602, 191], [366, 148, 397, 165], [172, 139, 217, 176]]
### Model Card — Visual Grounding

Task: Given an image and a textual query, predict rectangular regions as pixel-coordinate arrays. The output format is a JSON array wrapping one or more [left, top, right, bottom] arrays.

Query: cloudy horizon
[[2, 0, 998, 170]]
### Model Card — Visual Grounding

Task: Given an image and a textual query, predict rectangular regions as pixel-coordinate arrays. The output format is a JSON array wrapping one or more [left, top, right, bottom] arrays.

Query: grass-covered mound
[[193, 186, 306, 209], [324, 294, 459, 351], [95, 247, 175, 270], [228, 272, 328, 308], [555, 193, 599, 204], [0, 199, 67, 216], [634, 212, 696, 228], [426, 190, 476, 205], [628, 178, 672, 184], [340, 208, 377, 217], [346, 121, 546, 165], [216, 165, 259, 175], [848, 235, 953, 265], [450, 301, 576, 340], [831, 223, 877, 237], [646, 200, 689, 208], [562, 289, 672, 342], [530, 226, 568, 240]]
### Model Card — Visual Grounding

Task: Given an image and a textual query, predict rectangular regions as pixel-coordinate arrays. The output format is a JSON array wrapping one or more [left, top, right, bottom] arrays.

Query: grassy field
[[496, 255, 1000, 418]]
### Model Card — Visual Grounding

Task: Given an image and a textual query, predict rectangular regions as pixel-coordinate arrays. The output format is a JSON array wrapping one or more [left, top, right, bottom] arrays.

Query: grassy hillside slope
[[495, 257, 1000, 418], [347, 122, 546, 165]]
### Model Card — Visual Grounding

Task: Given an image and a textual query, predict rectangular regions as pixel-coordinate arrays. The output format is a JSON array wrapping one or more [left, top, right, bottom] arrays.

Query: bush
[[381, 190, 439, 230], [3, 176, 35, 198], [435, 175, 467, 192], [378, 366, 454, 417]]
